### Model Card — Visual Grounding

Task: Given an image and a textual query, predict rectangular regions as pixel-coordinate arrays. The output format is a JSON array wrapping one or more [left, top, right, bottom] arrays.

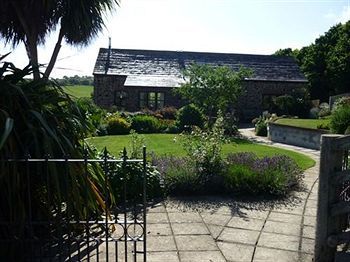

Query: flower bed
[[153, 152, 303, 196]]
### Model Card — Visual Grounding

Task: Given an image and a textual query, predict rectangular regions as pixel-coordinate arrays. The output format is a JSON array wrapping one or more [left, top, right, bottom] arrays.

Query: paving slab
[[263, 220, 300, 236], [175, 235, 218, 251], [254, 247, 313, 262], [207, 224, 223, 239], [172, 222, 210, 235], [258, 232, 300, 252], [167, 212, 202, 223], [226, 216, 265, 231], [302, 225, 316, 239], [200, 212, 232, 226], [303, 215, 317, 227], [147, 212, 169, 223], [147, 236, 177, 252], [147, 251, 180, 262], [218, 227, 260, 245], [300, 237, 315, 254], [268, 211, 302, 224], [147, 223, 172, 236], [217, 241, 254, 261], [179, 250, 226, 262]]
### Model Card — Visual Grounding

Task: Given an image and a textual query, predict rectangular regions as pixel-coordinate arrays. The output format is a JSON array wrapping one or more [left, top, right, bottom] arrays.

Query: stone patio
[[144, 129, 320, 261]]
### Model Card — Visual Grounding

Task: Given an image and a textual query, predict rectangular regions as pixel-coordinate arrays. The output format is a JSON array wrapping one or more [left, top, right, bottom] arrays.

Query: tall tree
[[273, 48, 299, 58], [275, 22, 350, 101], [176, 63, 251, 118], [0, 0, 118, 79]]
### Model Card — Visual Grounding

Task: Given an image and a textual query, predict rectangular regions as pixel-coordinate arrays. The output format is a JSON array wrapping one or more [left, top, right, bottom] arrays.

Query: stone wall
[[93, 74, 184, 111], [237, 80, 307, 121], [93, 75, 127, 108], [94, 75, 307, 118], [268, 122, 329, 150]]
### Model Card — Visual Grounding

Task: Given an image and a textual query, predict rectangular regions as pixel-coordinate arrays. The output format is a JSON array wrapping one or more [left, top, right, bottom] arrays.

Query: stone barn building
[[93, 48, 307, 120]]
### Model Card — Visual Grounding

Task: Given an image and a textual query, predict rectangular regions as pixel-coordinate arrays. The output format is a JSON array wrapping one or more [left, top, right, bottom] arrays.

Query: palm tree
[[0, 0, 118, 79]]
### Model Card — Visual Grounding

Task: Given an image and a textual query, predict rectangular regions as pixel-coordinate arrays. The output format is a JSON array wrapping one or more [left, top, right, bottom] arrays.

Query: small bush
[[333, 97, 350, 110], [225, 153, 303, 195], [106, 116, 131, 135], [108, 162, 162, 201], [129, 130, 145, 158], [176, 104, 205, 131], [159, 119, 179, 133], [180, 113, 226, 179], [224, 113, 238, 136], [153, 156, 199, 195], [317, 103, 331, 118], [131, 115, 161, 133], [254, 116, 268, 136], [76, 97, 107, 135], [99, 150, 162, 202], [318, 108, 331, 118], [156, 106, 178, 120], [274, 95, 294, 115], [330, 104, 350, 134]]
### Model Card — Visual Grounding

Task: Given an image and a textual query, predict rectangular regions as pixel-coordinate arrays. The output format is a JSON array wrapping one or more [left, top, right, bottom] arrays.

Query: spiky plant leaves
[[0, 61, 110, 252]]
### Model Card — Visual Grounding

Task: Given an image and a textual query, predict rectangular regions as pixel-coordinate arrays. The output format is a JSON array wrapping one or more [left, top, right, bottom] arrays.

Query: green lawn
[[63, 85, 93, 98], [274, 118, 330, 129], [87, 134, 315, 170]]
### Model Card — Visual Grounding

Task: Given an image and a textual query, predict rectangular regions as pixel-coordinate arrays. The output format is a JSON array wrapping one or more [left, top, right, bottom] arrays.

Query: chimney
[[104, 37, 111, 74]]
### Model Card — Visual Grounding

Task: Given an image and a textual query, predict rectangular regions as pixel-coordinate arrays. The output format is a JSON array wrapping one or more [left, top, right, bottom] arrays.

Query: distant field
[[274, 118, 330, 129], [63, 85, 93, 98]]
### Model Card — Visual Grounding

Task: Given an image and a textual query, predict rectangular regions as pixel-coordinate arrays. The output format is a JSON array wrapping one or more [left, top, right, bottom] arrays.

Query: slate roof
[[93, 48, 307, 87]]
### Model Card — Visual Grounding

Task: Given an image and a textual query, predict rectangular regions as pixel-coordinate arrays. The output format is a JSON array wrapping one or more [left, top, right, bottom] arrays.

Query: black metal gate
[[0, 147, 147, 261]]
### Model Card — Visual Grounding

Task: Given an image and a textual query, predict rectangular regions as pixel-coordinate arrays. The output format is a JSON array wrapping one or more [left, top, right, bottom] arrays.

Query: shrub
[[181, 113, 225, 177], [131, 115, 161, 133], [159, 119, 179, 133], [223, 113, 238, 136], [318, 107, 331, 118], [106, 116, 131, 135], [333, 97, 350, 110], [129, 130, 145, 158], [330, 104, 350, 134], [274, 95, 294, 115], [0, 62, 108, 257], [76, 97, 107, 135], [156, 106, 178, 120], [176, 104, 205, 131], [111, 163, 162, 201], [225, 153, 303, 195], [152, 156, 199, 195], [254, 116, 268, 136]]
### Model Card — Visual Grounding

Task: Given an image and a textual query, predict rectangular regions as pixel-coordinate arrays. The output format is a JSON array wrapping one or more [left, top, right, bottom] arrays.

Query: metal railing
[[0, 147, 147, 261]]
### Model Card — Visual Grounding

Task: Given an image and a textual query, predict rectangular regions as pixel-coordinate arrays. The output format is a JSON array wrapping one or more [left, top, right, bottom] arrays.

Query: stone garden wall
[[268, 122, 329, 150]]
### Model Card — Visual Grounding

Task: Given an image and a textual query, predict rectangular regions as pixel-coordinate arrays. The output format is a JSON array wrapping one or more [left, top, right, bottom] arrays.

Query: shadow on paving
[[161, 189, 309, 217]]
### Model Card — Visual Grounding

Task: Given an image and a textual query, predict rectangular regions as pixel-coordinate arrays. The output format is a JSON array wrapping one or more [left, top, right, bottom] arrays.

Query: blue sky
[[1, 0, 349, 77]]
